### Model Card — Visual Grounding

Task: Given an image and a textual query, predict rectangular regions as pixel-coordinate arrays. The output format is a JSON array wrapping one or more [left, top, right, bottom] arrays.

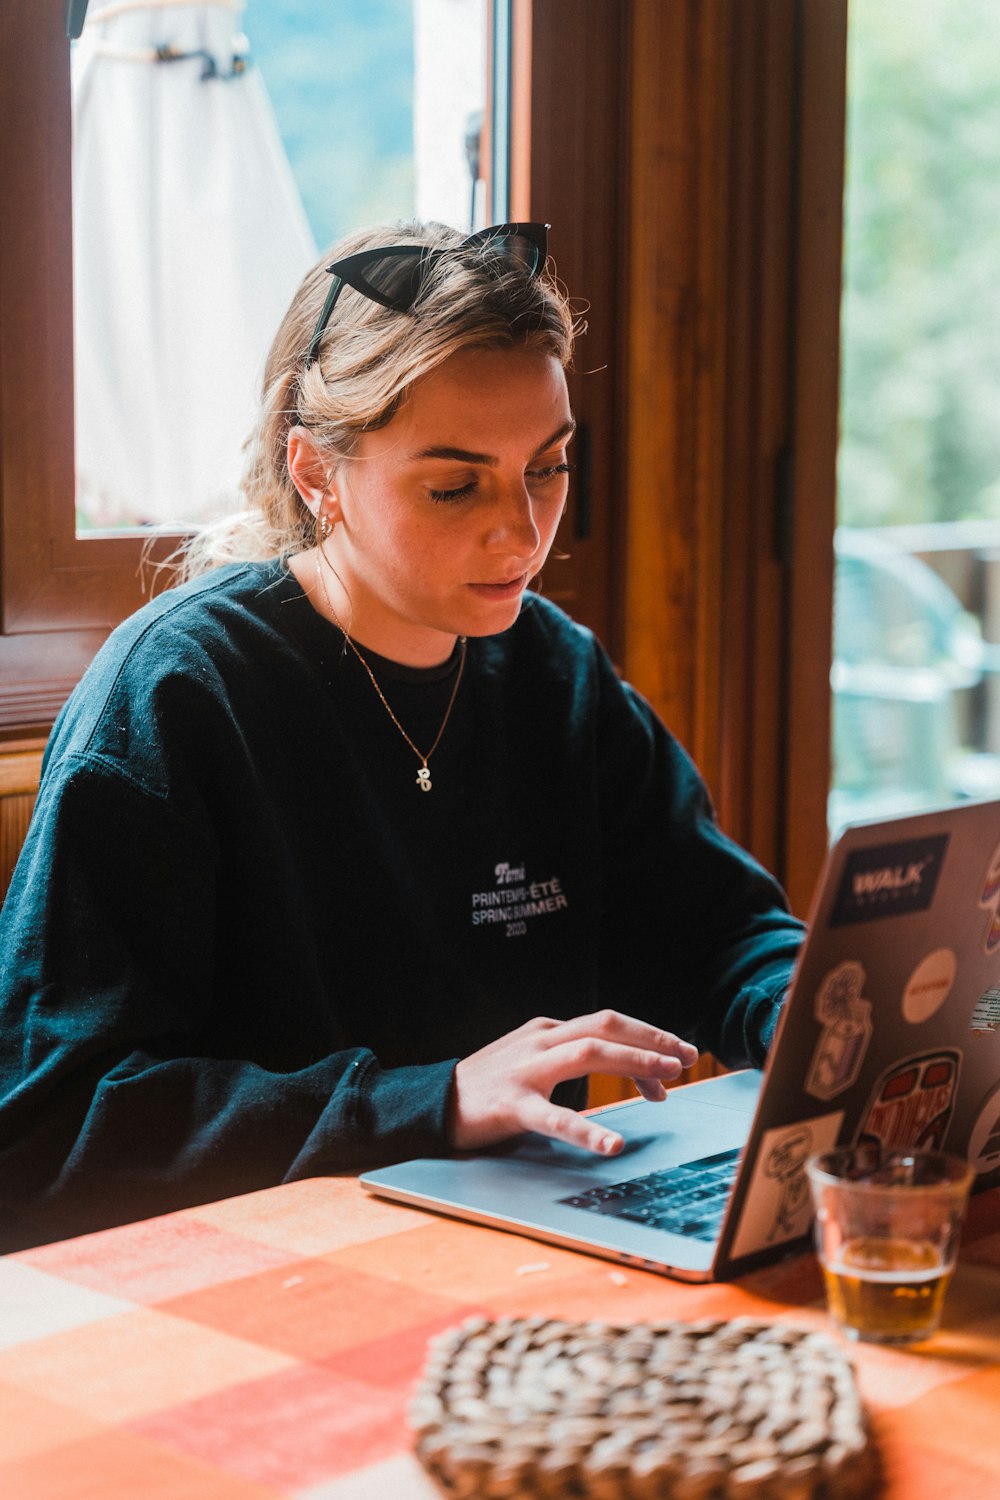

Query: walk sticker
[[829, 833, 948, 927], [857, 1049, 961, 1152], [806, 961, 872, 1101], [902, 948, 956, 1024], [729, 1112, 844, 1261]]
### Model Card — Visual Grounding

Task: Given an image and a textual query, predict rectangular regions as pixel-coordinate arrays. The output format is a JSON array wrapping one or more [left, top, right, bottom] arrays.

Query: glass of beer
[[806, 1146, 974, 1345]]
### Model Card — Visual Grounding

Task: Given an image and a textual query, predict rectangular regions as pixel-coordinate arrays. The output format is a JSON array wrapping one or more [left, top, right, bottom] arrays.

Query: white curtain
[[73, 0, 317, 528]]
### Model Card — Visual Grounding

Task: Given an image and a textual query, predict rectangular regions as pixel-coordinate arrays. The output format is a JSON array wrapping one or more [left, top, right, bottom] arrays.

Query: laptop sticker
[[968, 1082, 1000, 1177], [856, 1049, 962, 1153], [978, 840, 1000, 954], [829, 833, 949, 927], [729, 1112, 844, 1261], [902, 948, 957, 1024], [971, 987, 1000, 1035], [806, 961, 872, 1101]]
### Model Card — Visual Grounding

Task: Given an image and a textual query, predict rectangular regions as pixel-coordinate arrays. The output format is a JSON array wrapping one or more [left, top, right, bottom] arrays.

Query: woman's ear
[[287, 426, 334, 517]]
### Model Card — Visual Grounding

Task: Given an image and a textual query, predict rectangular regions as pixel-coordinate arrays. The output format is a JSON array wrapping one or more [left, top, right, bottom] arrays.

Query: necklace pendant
[[417, 767, 432, 792]]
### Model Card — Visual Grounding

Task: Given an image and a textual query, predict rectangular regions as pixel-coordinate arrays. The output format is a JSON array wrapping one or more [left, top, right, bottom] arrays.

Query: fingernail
[[600, 1134, 622, 1155]]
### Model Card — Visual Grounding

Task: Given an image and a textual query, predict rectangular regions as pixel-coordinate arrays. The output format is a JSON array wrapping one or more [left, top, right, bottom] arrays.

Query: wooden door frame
[[615, 0, 846, 914]]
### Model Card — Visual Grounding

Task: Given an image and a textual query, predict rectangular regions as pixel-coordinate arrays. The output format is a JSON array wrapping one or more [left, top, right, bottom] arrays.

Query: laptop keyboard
[[558, 1146, 741, 1243]]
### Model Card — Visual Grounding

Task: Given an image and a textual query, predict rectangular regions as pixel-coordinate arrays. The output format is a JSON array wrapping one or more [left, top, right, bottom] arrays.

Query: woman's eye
[[428, 462, 573, 503], [528, 462, 574, 483], [428, 481, 478, 503]]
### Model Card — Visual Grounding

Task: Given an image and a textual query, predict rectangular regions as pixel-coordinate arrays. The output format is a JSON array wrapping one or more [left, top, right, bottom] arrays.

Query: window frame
[[0, 0, 185, 736]]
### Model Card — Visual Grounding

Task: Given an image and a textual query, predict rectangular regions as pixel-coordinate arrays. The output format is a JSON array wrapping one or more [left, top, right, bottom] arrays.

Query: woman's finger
[[541, 1009, 699, 1067], [517, 1095, 624, 1156], [540, 1037, 688, 1087]]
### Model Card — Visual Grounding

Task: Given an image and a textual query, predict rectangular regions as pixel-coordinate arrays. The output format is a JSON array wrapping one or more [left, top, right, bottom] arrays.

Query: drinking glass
[[806, 1146, 973, 1345]]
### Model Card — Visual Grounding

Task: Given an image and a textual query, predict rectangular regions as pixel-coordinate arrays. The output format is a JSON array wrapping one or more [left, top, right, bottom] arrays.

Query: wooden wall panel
[[513, 0, 628, 653], [621, 0, 732, 791], [0, 743, 42, 903], [622, 0, 845, 916]]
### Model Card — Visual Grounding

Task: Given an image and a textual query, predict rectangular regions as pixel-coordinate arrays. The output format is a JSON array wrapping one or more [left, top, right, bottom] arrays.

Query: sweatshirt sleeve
[[594, 661, 806, 1069], [0, 756, 457, 1251]]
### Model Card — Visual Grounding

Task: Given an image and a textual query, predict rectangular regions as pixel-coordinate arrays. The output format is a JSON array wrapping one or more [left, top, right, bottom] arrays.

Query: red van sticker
[[857, 1049, 961, 1152]]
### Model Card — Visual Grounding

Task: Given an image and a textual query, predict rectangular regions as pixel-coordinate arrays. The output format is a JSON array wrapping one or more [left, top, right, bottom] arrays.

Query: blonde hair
[[182, 219, 578, 577]]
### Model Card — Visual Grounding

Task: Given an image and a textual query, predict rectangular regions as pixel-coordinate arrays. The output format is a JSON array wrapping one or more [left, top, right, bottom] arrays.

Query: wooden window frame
[[0, 1, 185, 737]]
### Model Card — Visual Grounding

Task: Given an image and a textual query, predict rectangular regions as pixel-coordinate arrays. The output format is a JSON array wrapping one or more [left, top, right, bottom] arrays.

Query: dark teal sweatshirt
[[0, 562, 804, 1248]]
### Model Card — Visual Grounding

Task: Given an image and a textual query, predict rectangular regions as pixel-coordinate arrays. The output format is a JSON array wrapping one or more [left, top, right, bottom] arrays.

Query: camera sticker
[[856, 1049, 961, 1153], [902, 948, 957, 1024], [829, 833, 949, 928], [971, 987, 1000, 1035], [978, 840, 1000, 955], [806, 961, 872, 1101], [968, 1082, 1000, 1177], [729, 1112, 844, 1261]]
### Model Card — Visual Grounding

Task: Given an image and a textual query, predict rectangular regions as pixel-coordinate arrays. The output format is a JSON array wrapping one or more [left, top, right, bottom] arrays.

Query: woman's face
[[316, 346, 574, 665]]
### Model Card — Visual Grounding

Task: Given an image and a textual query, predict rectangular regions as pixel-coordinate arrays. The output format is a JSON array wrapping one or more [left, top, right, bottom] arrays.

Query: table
[[1, 1178, 999, 1499]]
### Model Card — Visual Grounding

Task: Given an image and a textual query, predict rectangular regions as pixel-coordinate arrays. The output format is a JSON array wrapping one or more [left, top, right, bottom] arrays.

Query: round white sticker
[[902, 948, 957, 1024]]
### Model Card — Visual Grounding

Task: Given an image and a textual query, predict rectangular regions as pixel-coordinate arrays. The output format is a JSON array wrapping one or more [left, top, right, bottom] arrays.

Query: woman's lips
[[466, 573, 529, 602]]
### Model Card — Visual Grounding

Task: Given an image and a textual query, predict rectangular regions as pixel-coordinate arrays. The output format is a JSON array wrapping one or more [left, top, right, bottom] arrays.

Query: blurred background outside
[[833, 0, 1000, 831]]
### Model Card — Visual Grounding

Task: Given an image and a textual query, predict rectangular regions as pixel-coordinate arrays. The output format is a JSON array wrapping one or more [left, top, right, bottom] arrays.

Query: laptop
[[362, 799, 1000, 1281]]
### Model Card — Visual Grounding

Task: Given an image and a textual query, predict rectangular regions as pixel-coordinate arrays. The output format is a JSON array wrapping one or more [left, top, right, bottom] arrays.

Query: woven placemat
[[410, 1315, 879, 1499]]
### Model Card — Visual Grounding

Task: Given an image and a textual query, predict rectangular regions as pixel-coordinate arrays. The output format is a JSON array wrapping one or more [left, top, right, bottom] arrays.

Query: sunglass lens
[[357, 251, 428, 310], [482, 232, 542, 274]]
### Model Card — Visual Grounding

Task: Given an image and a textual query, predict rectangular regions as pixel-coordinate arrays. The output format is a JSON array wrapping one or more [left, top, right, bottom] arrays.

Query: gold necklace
[[315, 551, 466, 792]]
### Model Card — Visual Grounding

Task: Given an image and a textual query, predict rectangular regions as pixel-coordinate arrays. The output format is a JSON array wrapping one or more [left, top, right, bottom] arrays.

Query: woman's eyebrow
[[532, 419, 577, 457], [408, 420, 577, 467]]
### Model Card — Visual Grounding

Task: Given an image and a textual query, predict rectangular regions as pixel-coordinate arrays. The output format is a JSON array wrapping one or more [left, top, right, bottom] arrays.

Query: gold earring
[[318, 514, 333, 540]]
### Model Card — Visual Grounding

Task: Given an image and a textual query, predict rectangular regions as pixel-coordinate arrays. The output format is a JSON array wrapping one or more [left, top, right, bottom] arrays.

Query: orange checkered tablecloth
[[1, 1178, 1000, 1498]]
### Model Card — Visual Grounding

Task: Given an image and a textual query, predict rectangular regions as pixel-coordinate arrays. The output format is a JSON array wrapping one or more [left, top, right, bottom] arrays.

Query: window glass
[[832, 0, 1000, 831], [72, 0, 488, 533]]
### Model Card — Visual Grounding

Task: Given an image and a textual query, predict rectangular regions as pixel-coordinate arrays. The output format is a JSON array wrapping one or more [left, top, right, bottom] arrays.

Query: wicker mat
[[410, 1315, 880, 1499]]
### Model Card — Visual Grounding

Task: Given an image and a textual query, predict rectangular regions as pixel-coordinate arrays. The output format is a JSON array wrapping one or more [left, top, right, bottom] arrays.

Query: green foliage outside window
[[839, 0, 1000, 528]]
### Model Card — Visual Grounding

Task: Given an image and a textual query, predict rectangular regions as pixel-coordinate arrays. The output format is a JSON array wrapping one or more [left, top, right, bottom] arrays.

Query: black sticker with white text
[[829, 834, 949, 927]]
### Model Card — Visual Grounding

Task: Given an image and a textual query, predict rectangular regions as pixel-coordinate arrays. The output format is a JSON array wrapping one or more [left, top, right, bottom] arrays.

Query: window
[[833, 0, 1000, 829], [73, 1, 489, 530]]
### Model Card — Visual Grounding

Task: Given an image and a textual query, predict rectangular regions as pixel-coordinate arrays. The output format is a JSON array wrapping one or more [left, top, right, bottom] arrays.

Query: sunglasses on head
[[304, 222, 550, 367]]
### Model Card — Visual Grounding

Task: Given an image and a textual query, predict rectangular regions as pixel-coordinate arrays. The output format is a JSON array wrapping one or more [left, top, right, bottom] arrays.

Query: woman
[[0, 221, 804, 1250]]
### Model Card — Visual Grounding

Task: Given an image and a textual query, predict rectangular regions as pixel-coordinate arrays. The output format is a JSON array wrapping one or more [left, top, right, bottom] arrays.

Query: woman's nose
[[487, 485, 541, 555]]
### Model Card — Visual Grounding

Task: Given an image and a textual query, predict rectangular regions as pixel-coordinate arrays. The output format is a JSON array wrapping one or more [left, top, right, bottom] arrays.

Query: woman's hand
[[449, 1010, 699, 1156]]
